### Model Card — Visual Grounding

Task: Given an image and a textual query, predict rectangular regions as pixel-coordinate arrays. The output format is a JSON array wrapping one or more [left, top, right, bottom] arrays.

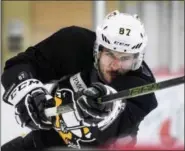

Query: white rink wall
[[1, 76, 184, 147]]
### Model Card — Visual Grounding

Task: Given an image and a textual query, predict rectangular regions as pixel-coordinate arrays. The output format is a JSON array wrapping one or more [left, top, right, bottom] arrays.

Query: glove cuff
[[91, 83, 107, 97], [6, 79, 45, 106]]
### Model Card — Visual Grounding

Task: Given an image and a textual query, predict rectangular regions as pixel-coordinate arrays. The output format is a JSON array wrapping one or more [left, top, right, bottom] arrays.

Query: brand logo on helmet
[[114, 41, 130, 46]]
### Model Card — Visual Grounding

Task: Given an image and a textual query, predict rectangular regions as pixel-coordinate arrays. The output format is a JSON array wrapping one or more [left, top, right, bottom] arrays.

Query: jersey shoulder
[[46, 25, 96, 43], [32, 25, 96, 53], [127, 61, 156, 84]]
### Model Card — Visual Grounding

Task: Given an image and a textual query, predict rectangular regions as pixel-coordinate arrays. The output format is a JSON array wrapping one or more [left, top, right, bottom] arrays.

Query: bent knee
[[1, 136, 24, 151]]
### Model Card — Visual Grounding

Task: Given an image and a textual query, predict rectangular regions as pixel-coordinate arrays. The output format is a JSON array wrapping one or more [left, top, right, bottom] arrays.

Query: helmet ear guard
[[131, 52, 145, 70], [94, 10, 148, 71]]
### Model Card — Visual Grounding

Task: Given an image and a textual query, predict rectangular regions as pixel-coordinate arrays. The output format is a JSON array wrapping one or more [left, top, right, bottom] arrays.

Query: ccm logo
[[114, 41, 130, 46], [10, 80, 40, 100]]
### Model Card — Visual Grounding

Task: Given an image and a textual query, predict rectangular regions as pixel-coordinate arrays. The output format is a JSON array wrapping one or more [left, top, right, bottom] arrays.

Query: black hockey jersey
[[44, 67, 158, 149]]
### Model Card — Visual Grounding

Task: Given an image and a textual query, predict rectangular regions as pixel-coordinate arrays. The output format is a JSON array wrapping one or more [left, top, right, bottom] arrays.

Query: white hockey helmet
[[94, 10, 148, 70]]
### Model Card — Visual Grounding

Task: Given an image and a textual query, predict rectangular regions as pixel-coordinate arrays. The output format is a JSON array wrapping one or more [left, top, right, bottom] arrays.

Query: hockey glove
[[75, 82, 114, 122], [3, 78, 54, 130], [16, 88, 55, 130]]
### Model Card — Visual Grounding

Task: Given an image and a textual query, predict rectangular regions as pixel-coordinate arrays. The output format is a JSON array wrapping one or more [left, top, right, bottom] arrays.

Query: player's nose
[[110, 59, 122, 71]]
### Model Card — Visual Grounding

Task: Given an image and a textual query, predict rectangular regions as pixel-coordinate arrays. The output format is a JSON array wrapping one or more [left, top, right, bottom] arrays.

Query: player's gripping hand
[[75, 83, 114, 122], [16, 88, 55, 130], [3, 79, 54, 130]]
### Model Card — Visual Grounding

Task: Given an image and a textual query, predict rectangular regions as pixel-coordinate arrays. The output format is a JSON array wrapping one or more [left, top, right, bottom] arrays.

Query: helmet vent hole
[[140, 33, 143, 38], [103, 26, 108, 30]]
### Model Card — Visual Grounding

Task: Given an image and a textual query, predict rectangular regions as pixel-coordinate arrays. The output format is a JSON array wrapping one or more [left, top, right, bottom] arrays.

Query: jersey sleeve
[[2, 26, 95, 90], [91, 74, 158, 145], [112, 75, 158, 138]]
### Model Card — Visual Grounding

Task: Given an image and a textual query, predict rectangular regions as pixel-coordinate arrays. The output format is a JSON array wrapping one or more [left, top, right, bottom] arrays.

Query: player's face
[[98, 48, 138, 83]]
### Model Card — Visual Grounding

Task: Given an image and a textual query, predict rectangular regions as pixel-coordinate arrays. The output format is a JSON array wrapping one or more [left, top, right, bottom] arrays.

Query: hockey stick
[[99, 75, 184, 103], [44, 76, 184, 117]]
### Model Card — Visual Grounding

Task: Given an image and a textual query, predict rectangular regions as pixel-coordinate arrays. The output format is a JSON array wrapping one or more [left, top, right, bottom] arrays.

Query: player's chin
[[117, 69, 130, 75], [103, 72, 117, 84]]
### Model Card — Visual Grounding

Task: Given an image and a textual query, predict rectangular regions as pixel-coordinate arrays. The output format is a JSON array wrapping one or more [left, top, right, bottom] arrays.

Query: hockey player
[[1, 10, 158, 150]]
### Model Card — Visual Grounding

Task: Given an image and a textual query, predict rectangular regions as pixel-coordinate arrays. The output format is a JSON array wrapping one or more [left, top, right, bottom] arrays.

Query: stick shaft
[[45, 76, 184, 117], [99, 76, 184, 103]]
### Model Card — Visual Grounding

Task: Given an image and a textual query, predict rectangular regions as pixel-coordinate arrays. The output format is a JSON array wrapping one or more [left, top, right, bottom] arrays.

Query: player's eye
[[120, 56, 131, 61], [105, 50, 115, 57]]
